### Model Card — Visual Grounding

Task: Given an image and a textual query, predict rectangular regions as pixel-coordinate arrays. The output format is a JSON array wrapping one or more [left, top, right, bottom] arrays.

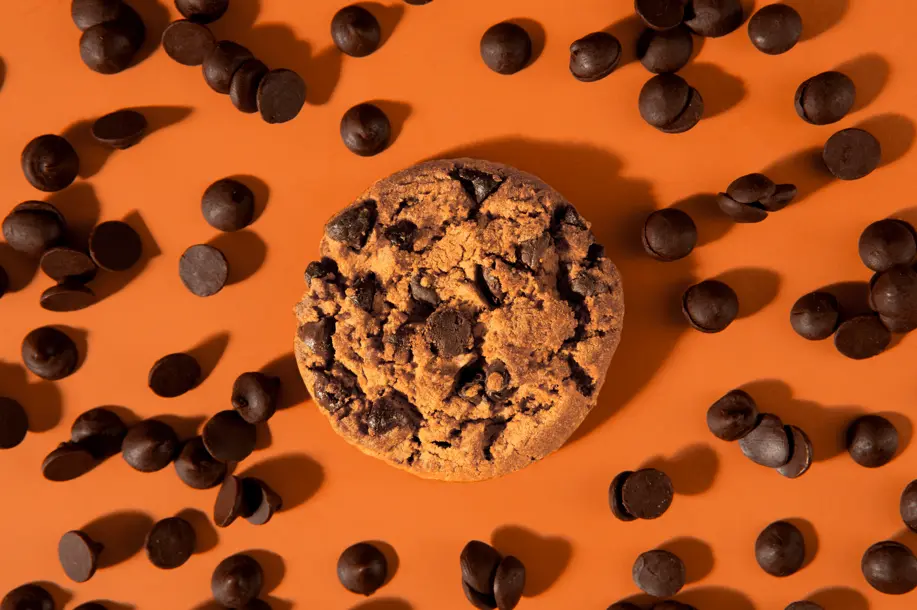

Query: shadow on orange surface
[[677, 586, 755, 610], [177, 508, 220, 554], [188, 331, 231, 384], [156, 415, 206, 440], [603, 14, 644, 69], [368, 100, 413, 147], [351, 598, 414, 610], [716, 267, 781, 318], [491, 525, 572, 597], [239, 453, 324, 511], [659, 536, 714, 584], [361, 2, 407, 51], [46, 183, 100, 251], [509, 18, 546, 65], [82, 510, 155, 569], [784, 0, 850, 42], [368, 539, 400, 586], [807, 586, 869, 610], [836, 54, 891, 113], [0, 361, 63, 432], [261, 353, 310, 410], [33, 582, 72, 609], [786, 517, 819, 570], [228, 174, 271, 225], [643, 444, 718, 496], [208, 230, 268, 286], [245, 549, 286, 594], [680, 63, 746, 119], [672, 193, 730, 247], [127, 0, 170, 66]]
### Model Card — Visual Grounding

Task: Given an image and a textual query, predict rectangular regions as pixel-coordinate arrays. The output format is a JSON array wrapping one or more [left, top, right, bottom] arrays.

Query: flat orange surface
[[1, 0, 915, 608]]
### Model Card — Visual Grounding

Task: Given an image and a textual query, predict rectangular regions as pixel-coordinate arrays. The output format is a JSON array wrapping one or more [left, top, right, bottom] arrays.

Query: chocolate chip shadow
[[806, 587, 868, 610], [366, 101, 413, 148], [46, 183, 101, 252], [207, 230, 267, 285], [260, 353, 309, 410], [784, 0, 850, 42], [658, 537, 714, 584], [641, 444, 718, 496], [678, 62, 746, 119], [126, 0, 171, 65], [186, 332, 230, 385], [81, 510, 154, 569], [0, 361, 63, 432], [90, 210, 162, 303], [676, 586, 755, 610], [786, 517, 819, 569], [715, 268, 781, 318], [237, 453, 324, 511], [491, 525, 572, 597], [602, 14, 646, 68], [835, 53, 891, 113], [31, 582, 71, 610], [175, 508, 219, 553], [241, 549, 285, 594], [350, 600, 414, 610]]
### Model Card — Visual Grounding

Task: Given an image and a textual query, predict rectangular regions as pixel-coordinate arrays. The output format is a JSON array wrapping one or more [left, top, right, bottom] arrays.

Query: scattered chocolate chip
[[203, 410, 257, 462], [2, 202, 66, 257], [861, 541, 917, 594], [0, 397, 28, 450], [305, 257, 339, 285], [739, 413, 791, 467], [682, 279, 739, 333], [859, 219, 917, 273], [71, 407, 127, 459], [871, 266, 917, 323], [326, 200, 378, 249], [621, 468, 673, 520], [569, 32, 621, 82], [461, 540, 502, 595], [1, 584, 54, 610], [410, 275, 440, 308], [747, 4, 802, 54], [145, 516, 196, 569], [89, 220, 143, 271], [643, 208, 697, 261], [91, 109, 147, 149], [232, 372, 280, 424], [901, 480, 917, 532], [42, 442, 96, 481], [823, 128, 881, 181], [609, 471, 637, 522], [790, 291, 840, 340], [847, 414, 898, 468], [834, 314, 890, 359], [717, 193, 768, 223], [121, 419, 180, 472], [331, 5, 381, 57], [658, 87, 704, 134], [245, 479, 283, 525], [480, 22, 532, 75], [639, 73, 704, 133], [203, 41, 254, 94], [777, 425, 814, 479], [493, 556, 525, 610], [637, 26, 694, 74], [149, 353, 201, 397], [727, 173, 776, 204], [337, 542, 388, 595], [179, 244, 229, 297], [756, 521, 805, 577], [162, 19, 216, 66], [71, 0, 123, 31], [462, 578, 498, 610], [257, 69, 306, 124], [425, 308, 472, 358], [229, 59, 269, 113], [21, 135, 79, 192], [21, 326, 78, 381], [40, 247, 97, 283], [175, 436, 227, 489], [58, 531, 103, 583], [79, 9, 145, 75], [707, 389, 758, 441], [40, 282, 97, 312], [176, 0, 229, 24], [685, 0, 744, 37], [633, 549, 685, 597], [795, 71, 855, 125], [340, 103, 391, 157], [213, 475, 261, 526], [202, 179, 255, 232], [211, 554, 264, 607], [635, 0, 686, 31], [758, 183, 798, 212]]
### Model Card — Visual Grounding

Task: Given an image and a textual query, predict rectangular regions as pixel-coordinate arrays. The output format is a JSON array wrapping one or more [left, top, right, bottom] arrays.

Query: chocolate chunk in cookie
[[485, 360, 513, 402], [350, 273, 378, 311], [475, 265, 504, 307], [410, 274, 440, 307], [450, 167, 504, 206], [312, 366, 361, 413], [305, 257, 339, 285], [364, 392, 420, 435], [384, 220, 418, 250], [298, 319, 335, 365], [425, 308, 473, 358], [518, 233, 551, 269], [326, 200, 377, 249]]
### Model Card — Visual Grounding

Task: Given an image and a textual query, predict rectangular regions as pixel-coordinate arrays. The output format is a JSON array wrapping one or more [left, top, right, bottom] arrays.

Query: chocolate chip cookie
[[294, 159, 623, 481]]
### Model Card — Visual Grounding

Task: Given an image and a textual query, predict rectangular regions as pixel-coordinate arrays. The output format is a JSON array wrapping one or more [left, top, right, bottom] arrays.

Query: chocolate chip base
[[294, 159, 624, 481]]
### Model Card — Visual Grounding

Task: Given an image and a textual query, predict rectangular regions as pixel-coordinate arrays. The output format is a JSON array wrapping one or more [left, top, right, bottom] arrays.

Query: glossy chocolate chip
[[637, 26, 693, 74], [331, 5, 381, 57], [298, 318, 336, 365], [747, 4, 802, 54], [859, 219, 917, 272], [609, 471, 637, 522], [179, 244, 229, 297], [145, 516, 196, 569], [337, 542, 388, 595], [871, 266, 917, 322], [40, 282, 97, 313], [89, 220, 142, 271], [657, 88, 704, 133], [176, 0, 229, 24], [351, 273, 378, 311], [636, 0, 686, 31], [494, 556, 525, 610], [685, 0, 744, 37], [707, 388, 758, 441], [639, 73, 690, 126], [305, 257, 339, 285], [149, 353, 201, 397], [758, 183, 798, 212], [621, 468, 673, 520], [2, 201, 66, 257], [727, 173, 776, 203], [175, 436, 227, 489], [121, 419, 180, 472], [1, 584, 54, 610], [834, 315, 891, 359], [0, 398, 28, 450], [211, 554, 264, 607], [79, 9, 145, 74], [40, 247, 97, 283], [202, 178, 255, 232], [92, 109, 147, 149], [203, 41, 254, 94], [257, 69, 306, 124], [21, 135, 79, 192], [71, 407, 127, 459], [364, 392, 419, 435], [326, 200, 377, 249], [569, 32, 621, 82], [162, 19, 216, 66], [202, 410, 257, 462], [230, 59, 269, 113], [214, 475, 262, 527], [461, 540, 502, 595], [642, 208, 697, 261], [717, 193, 768, 223], [463, 579, 498, 610], [633, 549, 685, 597], [340, 103, 391, 157], [245, 479, 283, 525], [58, 531, 103, 583], [790, 291, 840, 340], [901, 480, 917, 532], [71, 0, 124, 31], [21, 326, 78, 381], [739, 413, 791, 467], [862, 541, 917, 594], [795, 72, 855, 125], [823, 128, 881, 180], [847, 414, 898, 468], [42, 442, 96, 481], [232, 372, 280, 424], [425, 308, 473, 358], [777, 425, 814, 479], [756, 520, 806, 577], [682, 279, 739, 332], [480, 22, 532, 75]]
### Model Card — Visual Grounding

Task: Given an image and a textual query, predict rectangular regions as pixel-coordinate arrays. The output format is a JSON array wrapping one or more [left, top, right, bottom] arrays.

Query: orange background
[[0, 0, 915, 608]]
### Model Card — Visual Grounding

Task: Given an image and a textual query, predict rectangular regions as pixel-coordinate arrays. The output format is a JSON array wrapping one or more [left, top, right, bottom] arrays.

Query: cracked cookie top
[[294, 158, 624, 481]]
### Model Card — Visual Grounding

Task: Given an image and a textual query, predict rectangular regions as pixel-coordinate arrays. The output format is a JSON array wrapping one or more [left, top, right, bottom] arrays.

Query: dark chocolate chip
[[1, 584, 54, 610], [257, 69, 306, 124], [202, 410, 257, 462], [861, 541, 917, 594], [351, 273, 378, 311], [717, 192, 768, 223], [569, 32, 622, 82], [232, 372, 280, 424], [859, 219, 917, 272], [340, 103, 391, 157], [244, 479, 283, 525], [175, 436, 227, 489], [637, 26, 694, 74], [40, 282, 97, 312], [179, 244, 229, 297], [214, 475, 254, 527], [149, 353, 201, 397], [685, 0, 744, 37], [411, 275, 439, 308], [609, 471, 637, 522], [639, 73, 691, 127], [901, 480, 917, 532], [122, 420, 180, 472], [21, 135, 79, 192], [71, 0, 123, 31], [790, 291, 840, 340], [0, 397, 28, 450], [384, 220, 418, 250], [202, 178, 255, 232], [176, 0, 229, 24], [40, 247, 97, 283], [847, 414, 898, 468], [777, 425, 813, 479], [494, 556, 525, 610], [89, 220, 142, 271], [425, 308, 473, 358], [636, 0, 686, 31], [480, 22, 532, 75], [71, 407, 127, 459], [230, 59, 269, 113], [621, 468, 673, 520], [42, 442, 96, 481], [203, 41, 254, 94], [834, 315, 890, 359], [312, 368, 360, 413], [305, 257, 338, 285], [462, 579, 498, 610], [211, 554, 264, 607], [331, 5, 381, 57], [756, 521, 805, 577], [727, 173, 776, 204], [823, 128, 881, 181], [162, 19, 216, 66], [657, 88, 704, 133], [326, 200, 377, 249], [747, 4, 802, 54], [518, 234, 551, 269], [21, 326, 78, 381], [298, 318, 336, 365], [871, 266, 917, 322], [485, 360, 513, 402], [633, 549, 685, 597], [758, 183, 798, 212], [337, 542, 388, 595], [58, 530, 103, 583], [795, 72, 855, 125], [91, 109, 147, 149], [450, 167, 504, 205], [145, 516, 196, 569], [739, 413, 792, 467], [682, 279, 739, 332], [2, 202, 66, 257], [364, 392, 419, 435], [461, 540, 502, 595], [476, 266, 503, 307], [643, 208, 697, 261], [707, 388, 758, 441], [79, 8, 145, 74]]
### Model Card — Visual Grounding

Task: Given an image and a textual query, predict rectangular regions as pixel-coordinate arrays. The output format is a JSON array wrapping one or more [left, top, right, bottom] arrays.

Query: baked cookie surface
[[295, 159, 624, 481]]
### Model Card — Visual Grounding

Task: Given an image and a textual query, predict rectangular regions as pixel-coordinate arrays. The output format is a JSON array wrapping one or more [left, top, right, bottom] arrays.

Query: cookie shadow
[[491, 525, 572, 597], [260, 352, 310, 410]]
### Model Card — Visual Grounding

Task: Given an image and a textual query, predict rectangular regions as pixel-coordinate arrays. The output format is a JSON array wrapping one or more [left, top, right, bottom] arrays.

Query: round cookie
[[294, 159, 624, 481]]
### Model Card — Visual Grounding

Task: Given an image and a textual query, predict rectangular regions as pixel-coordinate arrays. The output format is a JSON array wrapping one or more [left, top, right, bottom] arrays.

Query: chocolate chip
[[305, 257, 338, 285], [682, 279, 739, 333], [91, 109, 147, 149], [71, 0, 123, 31], [298, 318, 336, 366], [637, 26, 693, 74], [727, 173, 776, 204], [42, 442, 96, 481], [859, 219, 917, 272], [74, 604, 109, 610], [179, 244, 229, 297], [176, 0, 229, 23], [21, 135, 79, 192], [364, 392, 419, 435], [862, 541, 917, 594], [790, 291, 840, 340], [786, 602, 823, 610], [327, 200, 377, 248], [203, 41, 254, 94], [122, 420, 179, 472], [144, 516, 195, 570], [758, 183, 798, 212], [384, 220, 418, 251], [871, 266, 917, 323], [203, 410, 257, 462], [257, 69, 306, 124], [1, 584, 54, 610], [71, 407, 127, 459], [493, 556, 525, 610], [232, 372, 280, 424], [777, 425, 814, 479], [175, 436, 226, 489], [475, 266, 503, 307], [214, 475, 252, 526], [0, 397, 28, 450], [461, 540, 502, 595], [847, 414, 898, 468], [747, 4, 802, 54], [202, 178, 255, 232], [79, 8, 145, 74], [312, 368, 360, 413], [795, 71, 855, 125], [608, 604, 643, 610], [609, 471, 637, 522], [901, 480, 917, 532], [707, 388, 758, 441], [163, 19, 215, 66], [89, 220, 143, 271], [21, 326, 78, 381], [351, 273, 378, 311], [149, 353, 201, 397], [425, 308, 472, 358], [621, 468, 673, 520], [823, 128, 881, 180], [485, 360, 513, 403], [337, 542, 388, 595], [340, 103, 391, 157], [462, 579, 498, 610], [685, 0, 744, 37], [756, 521, 805, 577], [658, 88, 704, 134], [332, 5, 381, 57], [58, 530, 103, 583], [229, 59, 269, 113], [834, 314, 890, 359], [739, 413, 791, 467], [2, 202, 66, 257], [643, 208, 697, 261], [717, 193, 768, 223], [40, 247, 97, 282], [480, 22, 532, 75], [245, 479, 283, 525], [211, 554, 264, 607], [636, 0, 686, 31], [451, 167, 504, 205], [569, 32, 621, 82], [40, 281, 96, 312], [518, 234, 551, 269], [639, 74, 704, 133], [633, 549, 685, 597]]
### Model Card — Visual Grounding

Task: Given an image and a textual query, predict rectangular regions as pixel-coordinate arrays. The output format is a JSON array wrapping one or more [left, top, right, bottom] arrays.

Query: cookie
[[294, 159, 623, 481]]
